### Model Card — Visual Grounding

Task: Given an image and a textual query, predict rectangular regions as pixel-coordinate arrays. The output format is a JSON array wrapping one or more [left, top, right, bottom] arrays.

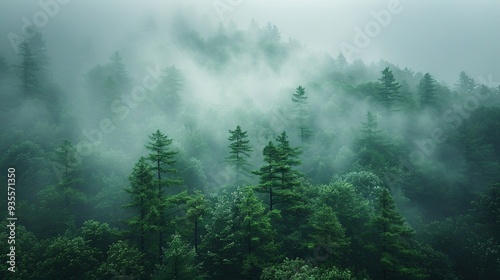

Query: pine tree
[[226, 125, 253, 185], [359, 111, 382, 149], [154, 233, 204, 280], [291, 85, 312, 143], [53, 140, 82, 209], [307, 204, 350, 265], [145, 129, 183, 261], [418, 72, 437, 107], [236, 188, 278, 279], [158, 65, 184, 113], [17, 40, 39, 95], [125, 157, 155, 253], [186, 191, 207, 254], [367, 188, 427, 280], [455, 71, 477, 95], [377, 67, 401, 111], [253, 141, 280, 210]]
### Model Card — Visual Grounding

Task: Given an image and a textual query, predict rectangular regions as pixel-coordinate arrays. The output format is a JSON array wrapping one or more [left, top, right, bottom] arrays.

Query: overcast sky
[[1, 0, 499, 85]]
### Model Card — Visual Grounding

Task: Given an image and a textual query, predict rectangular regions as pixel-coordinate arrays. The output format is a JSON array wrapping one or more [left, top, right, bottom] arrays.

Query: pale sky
[[1, 0, 499, 85]]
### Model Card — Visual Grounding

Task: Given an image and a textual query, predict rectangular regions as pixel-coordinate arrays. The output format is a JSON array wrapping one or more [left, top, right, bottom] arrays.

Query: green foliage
[[367, 188, 427, 280], [82, 220, 119, 261], [292, 85, 312, 142], [226, 125, 253, 185], [376, 67, 401, 111], [124, 157, 155, 253], [17, 40, 39, 95], [154, 233, 204, 280], [201, 189, 278, 279], [307, 204, 350, 264], [99, 240, 145, 280], [37, 236, 98, 280], [455, 71, 477, 95], [260, 258, 357, 280], [418, 73, 437, 107]]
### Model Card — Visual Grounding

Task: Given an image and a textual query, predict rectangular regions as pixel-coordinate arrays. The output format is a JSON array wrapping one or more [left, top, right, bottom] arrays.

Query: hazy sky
[[1, 0, 499, 85]]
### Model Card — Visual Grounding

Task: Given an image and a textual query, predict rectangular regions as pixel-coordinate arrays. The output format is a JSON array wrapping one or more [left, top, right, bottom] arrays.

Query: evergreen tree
[[185, 191, 207, 254], [145, 129, 183, 260], [17, 40, 39, 95], [37, 236, 98, 280], [455, 71, 477, 95], [418, 72, 437, 107], [157, 65, 184, 113], [274, 131, 302, 210], [307, 204, 350, 265], [154, 233, 204, 280], [367, 188, 427, 280], [99, 240, 145, 280], [124, 157, 155, 253], [291, 85, 312, 143], [253, 141, 280, 210], [359, 111, 382, 149], [236, 188, 279, 279], [376, 67, 401, 111], [226, 125, 253, 185], [53, 140, 82, 209]]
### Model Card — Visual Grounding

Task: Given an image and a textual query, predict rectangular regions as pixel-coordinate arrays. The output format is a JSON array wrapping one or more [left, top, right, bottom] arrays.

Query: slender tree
[[185, 191, 207, 254], [455, 71, 477, 95], [17, 40, 39, 95], [226, 125, 253, 185], [377, 67, 401, 111], [145, 129, 183, 261], [124, 157, 155, 253], [291, 85, 312, 143], [53, 140, 80, 209], [367, 188, 427, 280], [418, 72, 437, 107], [253, 141, 280, 210]]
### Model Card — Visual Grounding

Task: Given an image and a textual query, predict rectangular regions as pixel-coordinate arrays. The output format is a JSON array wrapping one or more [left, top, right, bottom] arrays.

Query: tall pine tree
[[376, 67, 401, 111], [291, 85, 312, 143], [145, 129, 183, 261], [226, 125, 253, 186]]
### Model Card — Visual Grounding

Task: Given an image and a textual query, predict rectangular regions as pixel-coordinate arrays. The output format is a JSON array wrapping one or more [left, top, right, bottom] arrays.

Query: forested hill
[[0, 19, 499, 280]]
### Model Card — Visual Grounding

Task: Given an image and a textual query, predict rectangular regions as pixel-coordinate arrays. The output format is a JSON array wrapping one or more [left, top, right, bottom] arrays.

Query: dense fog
[[1, 1, 499, 279]]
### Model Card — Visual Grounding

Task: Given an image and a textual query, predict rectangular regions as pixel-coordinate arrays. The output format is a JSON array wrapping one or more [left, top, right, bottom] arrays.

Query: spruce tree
[[154, 233, 204, 280], [367, 188, 427, 280], [377, 67, 401, 111], [145, 129, 183, 261], [291, 85, 312, 143], [53, 140, 81, 209], [17, 40, 39, 95], [253, 141, 280, 210], [418, 73, 437, 107], [226, 125, 253, 185], [124, 157, 155, 253]]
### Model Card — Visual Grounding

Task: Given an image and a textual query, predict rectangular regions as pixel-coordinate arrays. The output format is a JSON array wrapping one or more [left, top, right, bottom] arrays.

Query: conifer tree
[[418, 72, 437, 107], [253, 141, 280, 210], [367, 188, 427, 280], [145, 129, 183, 261], [154, 233, 204, 280], [17, 40, 39, 95], [125, 157, 155, 253], [53, 140, 81, 209], [226, 125, 253, 185], [377, 67, 401, 111], [292, 85, 312, 143]]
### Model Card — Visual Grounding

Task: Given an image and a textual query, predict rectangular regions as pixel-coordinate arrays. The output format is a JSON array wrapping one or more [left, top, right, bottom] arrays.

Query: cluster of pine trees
[[0, 20, 499, 280]]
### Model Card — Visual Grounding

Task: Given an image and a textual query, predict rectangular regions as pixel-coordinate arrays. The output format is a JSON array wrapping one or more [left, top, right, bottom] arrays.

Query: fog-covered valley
[[1, 1, 499, 279]]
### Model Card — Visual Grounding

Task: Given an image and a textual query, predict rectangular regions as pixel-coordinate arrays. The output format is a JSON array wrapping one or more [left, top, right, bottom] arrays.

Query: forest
[[0, 3, 500, 280]]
